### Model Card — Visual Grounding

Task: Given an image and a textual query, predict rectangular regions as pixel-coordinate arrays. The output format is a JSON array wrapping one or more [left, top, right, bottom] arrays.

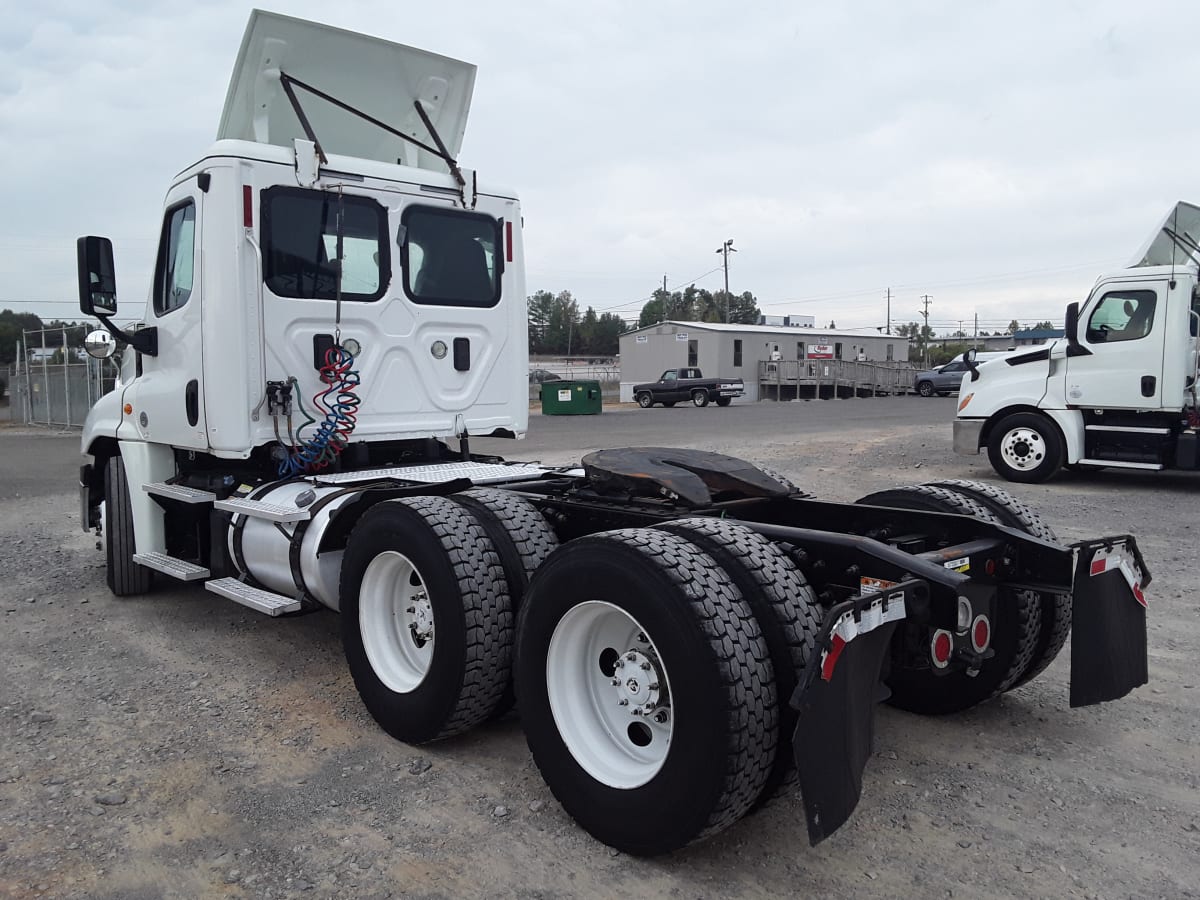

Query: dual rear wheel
[[340, 499, 821, 856]]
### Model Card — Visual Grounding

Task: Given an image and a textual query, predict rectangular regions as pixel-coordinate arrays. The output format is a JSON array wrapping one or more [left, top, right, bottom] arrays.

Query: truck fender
[[116, 441, 176, 556]]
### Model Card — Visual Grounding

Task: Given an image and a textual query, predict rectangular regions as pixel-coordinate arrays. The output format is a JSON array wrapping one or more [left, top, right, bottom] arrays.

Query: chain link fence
[[6, 327, 118, 428]]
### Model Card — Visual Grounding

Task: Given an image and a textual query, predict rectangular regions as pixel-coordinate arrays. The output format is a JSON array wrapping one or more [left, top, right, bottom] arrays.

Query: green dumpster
[[540, 380, 602, 415]]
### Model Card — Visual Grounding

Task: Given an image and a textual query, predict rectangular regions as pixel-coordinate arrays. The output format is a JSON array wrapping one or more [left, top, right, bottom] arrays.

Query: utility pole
[[973, 312, 978, 348], [919, 294, 933, 367], [885, 287, 892, 335], [662, 274, 668, 323], [715, 239, 736, 323]]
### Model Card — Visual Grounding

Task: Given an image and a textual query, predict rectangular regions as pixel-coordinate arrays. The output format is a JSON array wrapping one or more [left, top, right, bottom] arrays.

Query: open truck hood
[[1130, 200, 1200, 268], [217, 10, 476, 171]]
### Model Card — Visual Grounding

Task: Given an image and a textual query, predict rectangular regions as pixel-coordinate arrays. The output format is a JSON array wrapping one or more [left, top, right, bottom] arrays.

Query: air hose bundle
[[279, 345, 361, 476]]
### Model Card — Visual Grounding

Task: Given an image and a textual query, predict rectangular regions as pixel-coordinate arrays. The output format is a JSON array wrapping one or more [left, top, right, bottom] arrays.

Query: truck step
[[142, 482, 216, 503], [205, 578, 302, 616], [1077, 458, 1164, 471], [132, 552, 210, 581], [213, 496, 312, 523]]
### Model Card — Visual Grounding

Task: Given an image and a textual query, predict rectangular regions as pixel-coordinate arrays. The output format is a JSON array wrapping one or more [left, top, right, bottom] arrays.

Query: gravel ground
[[1, 398, 1197, 899]]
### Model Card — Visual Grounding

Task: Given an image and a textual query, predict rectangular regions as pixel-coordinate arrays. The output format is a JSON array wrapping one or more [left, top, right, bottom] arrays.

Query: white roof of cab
[[217, 10, 476, 172]]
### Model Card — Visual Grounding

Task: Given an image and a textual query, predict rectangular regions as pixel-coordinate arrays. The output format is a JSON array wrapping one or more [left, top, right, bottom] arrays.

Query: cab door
[[122, 184, 208, 449], [1066, 283, 1166, 409]]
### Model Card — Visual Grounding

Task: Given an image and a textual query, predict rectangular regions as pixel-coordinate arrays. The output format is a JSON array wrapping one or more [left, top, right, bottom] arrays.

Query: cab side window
[[153, 201, 196, 316], [1085, 290, 1157, 344]]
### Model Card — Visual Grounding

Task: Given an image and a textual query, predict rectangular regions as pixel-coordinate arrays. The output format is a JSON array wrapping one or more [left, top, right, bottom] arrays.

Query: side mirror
[[962, 348, 980, 381], [1064, 301, 1090, 358], [84, 329, 117, 360], [77, 236, 118, 317]]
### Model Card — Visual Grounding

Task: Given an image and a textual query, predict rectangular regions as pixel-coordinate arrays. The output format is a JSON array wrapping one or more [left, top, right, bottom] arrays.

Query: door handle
[[1141, 375, 1156, 397]]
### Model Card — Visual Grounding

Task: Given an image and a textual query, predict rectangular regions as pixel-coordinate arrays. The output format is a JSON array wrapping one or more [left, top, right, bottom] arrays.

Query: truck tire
[[636, 392, 653, 408], [515, 529, 776, 855], [691, 390, 709, 407], [987, 412, 1063, 483], [339, 496, 513, 743], [715, 397, 732, 407], [854, 485, 1041, 714], [917, 380, 935, 397], [449, 488, 559, 714], [654, 517, 820, 806], [104, 456, 153, 596], [921, 479, 1071, 689]]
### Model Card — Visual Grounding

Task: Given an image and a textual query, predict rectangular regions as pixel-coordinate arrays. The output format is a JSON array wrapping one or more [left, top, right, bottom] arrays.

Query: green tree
[[0, 310, 45, 366], [527, 290, 554, 354], [1033, 320, 1054, 330], [1007, 319, 1020, 334], [543, 291, 579, 355]]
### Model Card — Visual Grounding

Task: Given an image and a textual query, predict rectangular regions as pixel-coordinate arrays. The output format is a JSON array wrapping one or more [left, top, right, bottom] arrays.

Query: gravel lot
[[1, 397, 1197, 899]]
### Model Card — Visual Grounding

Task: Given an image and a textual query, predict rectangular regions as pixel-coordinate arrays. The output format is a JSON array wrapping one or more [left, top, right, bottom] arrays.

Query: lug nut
[[611, 677, 621, 686], [648, 682, 659, 690], [653, 711, 668, 724], [640, 661, 651, 671], [630, 707, 643, 716], [406, 607, 415, 614]]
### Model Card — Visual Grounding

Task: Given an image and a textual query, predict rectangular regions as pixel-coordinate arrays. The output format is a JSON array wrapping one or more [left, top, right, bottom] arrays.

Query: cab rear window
[[261, 187, 388, 302], [401, 206, 502, 308]]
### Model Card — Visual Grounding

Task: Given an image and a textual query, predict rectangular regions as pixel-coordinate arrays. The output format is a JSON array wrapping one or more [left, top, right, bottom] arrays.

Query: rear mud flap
[[1069, 537, 1150, 708], [791, 592, 906, 845]]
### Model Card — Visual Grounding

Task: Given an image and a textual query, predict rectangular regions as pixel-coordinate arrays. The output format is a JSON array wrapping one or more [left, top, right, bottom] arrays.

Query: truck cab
[[955, 201, 1200, 482], [79, 11, 530, 539]]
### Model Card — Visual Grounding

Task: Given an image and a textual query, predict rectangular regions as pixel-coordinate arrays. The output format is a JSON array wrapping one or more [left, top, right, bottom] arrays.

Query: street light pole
[[715, 239, 736, 323]]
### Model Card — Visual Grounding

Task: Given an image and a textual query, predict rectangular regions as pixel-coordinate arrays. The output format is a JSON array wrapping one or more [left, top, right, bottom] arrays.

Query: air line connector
[[266, 380, 293, 417]]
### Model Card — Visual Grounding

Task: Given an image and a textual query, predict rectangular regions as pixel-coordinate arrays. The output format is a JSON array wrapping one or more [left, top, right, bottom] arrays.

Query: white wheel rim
[[546, 601, 674, 789], [999, 426, 1046, 472], [359, 551, 434, 693]]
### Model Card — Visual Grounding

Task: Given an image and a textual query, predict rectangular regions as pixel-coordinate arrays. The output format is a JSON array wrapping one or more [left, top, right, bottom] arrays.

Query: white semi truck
[[955, 202, 1200, 482], [77, 11, 1151, 856]]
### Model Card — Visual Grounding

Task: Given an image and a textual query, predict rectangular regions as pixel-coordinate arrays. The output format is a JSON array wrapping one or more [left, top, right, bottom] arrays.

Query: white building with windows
[[618, 321, 911, 401]]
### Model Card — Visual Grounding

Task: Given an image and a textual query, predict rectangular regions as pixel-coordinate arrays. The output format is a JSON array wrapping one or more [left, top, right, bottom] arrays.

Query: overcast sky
[[2, 0, 1198, 336]]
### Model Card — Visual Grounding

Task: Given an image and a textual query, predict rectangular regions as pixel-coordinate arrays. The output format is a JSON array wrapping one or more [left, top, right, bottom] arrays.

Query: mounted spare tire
[[855, 485, 1041, 714], [339, 496, 513, 743], [515, 528, 777, 855]]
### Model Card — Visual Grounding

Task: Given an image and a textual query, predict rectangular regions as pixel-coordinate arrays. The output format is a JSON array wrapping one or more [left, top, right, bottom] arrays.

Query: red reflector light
[[985, 558, 995, 575], [242, 185, 253, 228], [931, 630, 953, 668], [972, 616, 991, 652], [505, 220, 513, 262]]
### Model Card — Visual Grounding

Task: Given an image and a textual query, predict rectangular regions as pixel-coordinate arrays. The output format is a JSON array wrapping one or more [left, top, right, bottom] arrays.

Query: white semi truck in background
[[76, 10, 1151, 856], [955, 202, 1200, 482]]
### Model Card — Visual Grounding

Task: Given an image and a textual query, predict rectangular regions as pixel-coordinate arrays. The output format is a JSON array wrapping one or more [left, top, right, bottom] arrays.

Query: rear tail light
[[971, 615, 991, 653], [931, 629, 953, 668]]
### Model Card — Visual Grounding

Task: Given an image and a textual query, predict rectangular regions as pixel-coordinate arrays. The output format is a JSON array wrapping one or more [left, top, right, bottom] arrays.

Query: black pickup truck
[[633, 368, 745, 408]]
